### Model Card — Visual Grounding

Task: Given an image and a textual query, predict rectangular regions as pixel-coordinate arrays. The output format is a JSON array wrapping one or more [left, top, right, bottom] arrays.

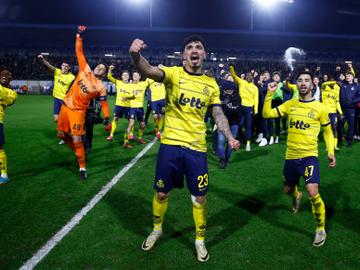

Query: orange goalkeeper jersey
[[63, 35, 107, 111]]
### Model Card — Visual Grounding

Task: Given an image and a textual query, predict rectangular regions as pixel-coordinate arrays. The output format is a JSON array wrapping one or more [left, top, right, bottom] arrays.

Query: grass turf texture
[[0, 95, 359, 269]]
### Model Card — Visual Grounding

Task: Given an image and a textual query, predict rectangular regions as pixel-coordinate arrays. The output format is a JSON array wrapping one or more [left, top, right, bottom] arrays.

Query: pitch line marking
[[19, 138, 157, 270]]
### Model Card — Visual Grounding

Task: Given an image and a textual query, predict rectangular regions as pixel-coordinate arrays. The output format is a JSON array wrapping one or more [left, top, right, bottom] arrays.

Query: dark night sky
[[1, 0, 360, 51]]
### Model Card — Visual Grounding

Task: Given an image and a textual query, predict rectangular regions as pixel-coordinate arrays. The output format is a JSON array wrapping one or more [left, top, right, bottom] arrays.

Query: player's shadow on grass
[[104, 189, 195, 250], [322, 182, 360, 234], [207, 185, 313, 247]]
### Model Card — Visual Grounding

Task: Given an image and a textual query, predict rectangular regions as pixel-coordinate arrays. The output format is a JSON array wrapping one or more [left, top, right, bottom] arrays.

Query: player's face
[[346, 73, 354, 82], [122, 72, 129, 82], [273, 74, 280, 82], [132, 72, 140, 82], [296, 74, 313, 96], [323, 75, 328, 81], [0, 70, 12, 86], [94, 64, 106, 77], [245, 72, 253, 82], [263, 72, 270, 81], [183, 41, 206, 71], [313, 77, 319, 85], [61, 63, 70, 74]]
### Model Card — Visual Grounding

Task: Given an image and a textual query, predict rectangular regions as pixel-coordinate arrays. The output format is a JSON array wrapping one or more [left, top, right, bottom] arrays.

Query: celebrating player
[[0, 70, 17, 184], [130, 35, 240, 262], [57, 26, 110, 180], [106, 66, 131, 145], [38, 53, 75, 144], [263, 71, 336, 247], [229, 64, 259, 151]]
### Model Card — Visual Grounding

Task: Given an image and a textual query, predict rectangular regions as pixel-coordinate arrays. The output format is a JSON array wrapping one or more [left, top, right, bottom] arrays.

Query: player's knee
[[157, 192, 169, 201], [192, 195, 206, 205], [284, 185, 293, 195]]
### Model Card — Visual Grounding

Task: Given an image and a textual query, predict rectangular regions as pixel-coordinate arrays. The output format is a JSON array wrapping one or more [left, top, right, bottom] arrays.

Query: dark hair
[[273, 71, 281, 77], [183, 35, 206, 50], [295, 71, 313, 81]]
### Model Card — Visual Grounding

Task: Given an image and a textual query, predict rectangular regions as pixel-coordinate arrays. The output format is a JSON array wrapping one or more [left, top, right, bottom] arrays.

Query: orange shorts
[[57, 105, 86, 136]]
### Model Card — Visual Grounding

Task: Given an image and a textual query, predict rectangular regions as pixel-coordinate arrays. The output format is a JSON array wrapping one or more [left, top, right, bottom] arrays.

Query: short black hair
[[183, 35, 206, 50], [295, 71, 313, 81]]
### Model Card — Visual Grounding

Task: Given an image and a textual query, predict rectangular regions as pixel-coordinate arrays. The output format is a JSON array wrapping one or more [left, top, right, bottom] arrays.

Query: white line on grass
[[19, 138, 157, 270]]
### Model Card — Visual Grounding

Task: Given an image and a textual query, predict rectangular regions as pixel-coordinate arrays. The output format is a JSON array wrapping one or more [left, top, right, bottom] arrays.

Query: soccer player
[[57, 26, 110, 180], [229, 64, 259, 151], [146, 78, 166, 139], [263, 71, 336, 247], [321, 79, 343, 150], [124, 72, 148, 146], [129, 35, 240, 262], [106, 65, 132, 145], [38, 53, 75, 144], [0, 70, 17, 184]]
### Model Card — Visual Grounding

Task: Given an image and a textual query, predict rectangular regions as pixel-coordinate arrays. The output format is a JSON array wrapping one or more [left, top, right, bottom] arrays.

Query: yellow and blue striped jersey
[[159, 66, 221, 152], [124, 81, 148, 108], [321, 81, 343, 115], [0, 85, 17, 123], [107, 73, 132, 107], [146, 78, 166, 102], [229, 66, 259, 113], [263, 91, 334, 159], [53, 68, 75, 100]]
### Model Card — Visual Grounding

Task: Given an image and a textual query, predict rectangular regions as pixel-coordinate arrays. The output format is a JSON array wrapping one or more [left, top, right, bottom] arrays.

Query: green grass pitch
[[0, 95, 359, 269]]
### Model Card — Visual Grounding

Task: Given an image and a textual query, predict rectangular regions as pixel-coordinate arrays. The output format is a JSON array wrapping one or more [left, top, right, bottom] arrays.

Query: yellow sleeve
[[350, 66, 356, 76], [286, 81, 298, 92], [254, 85, 259, 114], [321, 81, 337, 89], [336, 89, 343, 115], [263, 91, 288, 118], [210, 83, 221, 106], [107, 73, 117, 84], [159, 66, 177, 84], [0, 86, 17, 107], [229, 66, 244, 88], [320, 107, 334, 156]]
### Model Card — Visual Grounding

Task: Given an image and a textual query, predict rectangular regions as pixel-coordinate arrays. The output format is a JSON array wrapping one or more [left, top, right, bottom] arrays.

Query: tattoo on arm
[[212, 106, 232, 140]]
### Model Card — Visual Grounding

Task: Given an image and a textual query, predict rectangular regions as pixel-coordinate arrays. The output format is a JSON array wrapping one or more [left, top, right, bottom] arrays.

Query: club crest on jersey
[[308, 110, 316, 119], [78, 79, 89, 94], [179, 93, 206, 109], [202, 86, 210, 95], [289, 118, 310, 130], [156, 179, 165, 189]]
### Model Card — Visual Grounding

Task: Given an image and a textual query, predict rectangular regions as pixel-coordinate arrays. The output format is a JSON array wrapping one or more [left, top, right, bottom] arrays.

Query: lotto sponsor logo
[[289, 118, 310, 130], [178, 93, 206, 109]]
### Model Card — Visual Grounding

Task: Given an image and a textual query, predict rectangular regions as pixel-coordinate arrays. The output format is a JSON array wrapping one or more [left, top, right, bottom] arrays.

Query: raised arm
[[229, 64, 243, 86], [107, 65, 117, 84], [37, 55, 56, 72], [263, 82, 283, 118], [129, 39, 164, 82], [212, 105, 240, 150], [75, 26, 88, 71]]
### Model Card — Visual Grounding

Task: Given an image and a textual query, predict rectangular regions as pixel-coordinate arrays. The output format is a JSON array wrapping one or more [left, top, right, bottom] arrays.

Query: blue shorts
[[53, 98, 63, 115], [114, 105, 130, 118], [128, 108, 144, 122], [0, 124, 4, 145], [329, 113, 338, 125], [154, 144, 209, 196], [151, 99, 165, 115], [283, 156, 320, 186]]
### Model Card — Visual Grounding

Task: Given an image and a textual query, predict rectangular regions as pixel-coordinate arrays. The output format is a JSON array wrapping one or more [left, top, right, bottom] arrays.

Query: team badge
[[202, 86, 209, 95], [308, 110, 315, 119], [156, 179, 165, 188]]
